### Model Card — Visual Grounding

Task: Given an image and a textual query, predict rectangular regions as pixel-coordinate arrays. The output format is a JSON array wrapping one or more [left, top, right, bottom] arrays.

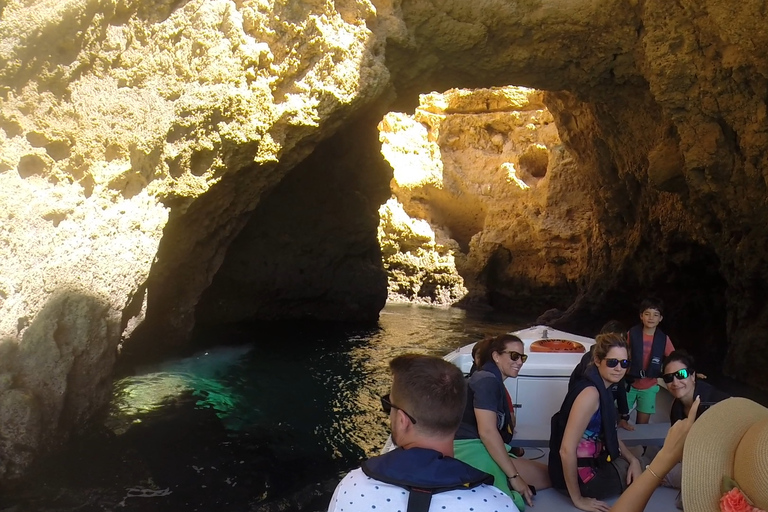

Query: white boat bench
[[509, 422, 671, 448], [531, 486, 679, 511]]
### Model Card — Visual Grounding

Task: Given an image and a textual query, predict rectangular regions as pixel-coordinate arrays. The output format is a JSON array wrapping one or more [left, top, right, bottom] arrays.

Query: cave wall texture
[[378, 86, 591, 312], [2, 0, 768, 484]]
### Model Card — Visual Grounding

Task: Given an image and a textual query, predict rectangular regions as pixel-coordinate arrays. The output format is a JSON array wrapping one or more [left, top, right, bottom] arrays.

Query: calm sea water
[[3, 304, 531, 512]]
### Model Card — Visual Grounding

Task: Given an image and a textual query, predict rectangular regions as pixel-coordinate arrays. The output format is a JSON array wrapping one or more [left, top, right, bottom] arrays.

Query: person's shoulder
[[698, 379, 731, 400], [432, 484, 519, 510], [329, 468, 408, 511], [573, 383, 600, 406], [468, 369, 500, 390]]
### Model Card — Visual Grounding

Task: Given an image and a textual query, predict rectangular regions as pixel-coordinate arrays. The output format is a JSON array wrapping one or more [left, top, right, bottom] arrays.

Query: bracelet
[[645, 465, 663, 481], [507, 473, 519, 480]]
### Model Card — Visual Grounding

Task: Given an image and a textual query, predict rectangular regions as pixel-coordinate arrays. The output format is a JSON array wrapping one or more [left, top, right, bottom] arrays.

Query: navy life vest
[[627, 325, 667, 380], [569, 346, 629, 416], [548, 365, 621, 489], [361, 447, 494, 512]]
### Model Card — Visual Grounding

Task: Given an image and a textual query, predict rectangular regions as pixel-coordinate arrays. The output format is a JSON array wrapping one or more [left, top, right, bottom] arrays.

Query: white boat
[[383, 325, 679, 510], [444, 325, 679, 511], [443, 325, 674, 427]]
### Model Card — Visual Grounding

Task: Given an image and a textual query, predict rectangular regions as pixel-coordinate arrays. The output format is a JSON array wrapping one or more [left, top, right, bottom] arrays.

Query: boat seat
[[531, 486, 679, 512]]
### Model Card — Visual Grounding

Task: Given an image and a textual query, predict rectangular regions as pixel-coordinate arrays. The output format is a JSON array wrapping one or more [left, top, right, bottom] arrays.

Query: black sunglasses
[[380, 394, 417, 424], [605, 358, 630, 369], [502, 351, 528, 363], [662, 368, 691, 383]]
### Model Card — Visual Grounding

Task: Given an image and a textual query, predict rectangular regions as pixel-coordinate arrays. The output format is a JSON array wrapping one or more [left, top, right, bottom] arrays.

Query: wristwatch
[[620, 414, 630, 421]]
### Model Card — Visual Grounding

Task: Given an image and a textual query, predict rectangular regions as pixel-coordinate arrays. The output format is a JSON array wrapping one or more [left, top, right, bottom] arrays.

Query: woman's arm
[[475, 408, 534, 506], [560, 387, 610, 512], [618, 438, 642, 485], [611, 397, 700, 512]]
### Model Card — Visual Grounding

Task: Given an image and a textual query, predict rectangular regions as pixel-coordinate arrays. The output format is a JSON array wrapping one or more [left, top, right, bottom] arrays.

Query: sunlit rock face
[[0, 0, 390, 482], [378, 198, 468, 305], [378, 87, 590, 312]]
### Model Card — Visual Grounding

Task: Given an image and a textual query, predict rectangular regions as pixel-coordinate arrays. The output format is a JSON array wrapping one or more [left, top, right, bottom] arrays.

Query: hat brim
[[682, 397, 768, 512]]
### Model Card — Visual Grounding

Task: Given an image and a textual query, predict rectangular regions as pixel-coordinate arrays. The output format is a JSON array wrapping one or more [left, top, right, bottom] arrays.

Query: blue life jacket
[[361, 447, 494, 512], [548, 365, 621, 489], [627, 325, 667, 380]]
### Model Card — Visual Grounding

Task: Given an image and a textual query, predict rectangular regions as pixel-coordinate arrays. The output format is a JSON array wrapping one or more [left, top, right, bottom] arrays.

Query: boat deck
[[531, 486, 679, 511], [520, 447, 679, 512]]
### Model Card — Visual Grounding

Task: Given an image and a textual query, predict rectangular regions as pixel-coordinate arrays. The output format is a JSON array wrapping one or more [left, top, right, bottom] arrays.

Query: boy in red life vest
[[626, 298, 675, 425]]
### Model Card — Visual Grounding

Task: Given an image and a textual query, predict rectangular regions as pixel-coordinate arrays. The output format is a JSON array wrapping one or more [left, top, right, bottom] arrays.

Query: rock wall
[[378, 87, 591, 313], [1, 0, 390, 483], [3, 0, 768, 485], [379, 0, 768, 388], [193, 112, 391, 327]]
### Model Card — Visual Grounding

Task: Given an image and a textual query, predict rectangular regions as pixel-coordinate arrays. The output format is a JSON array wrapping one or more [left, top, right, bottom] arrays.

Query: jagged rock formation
[[378, 87, 590, 312], [377, 198, 467, 305], [2, 0, 768, 485]]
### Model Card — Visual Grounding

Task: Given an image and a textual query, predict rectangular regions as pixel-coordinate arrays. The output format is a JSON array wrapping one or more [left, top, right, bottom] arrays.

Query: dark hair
[[389, 354, 467, 436], [478, 334, 524, 367], [639, 297, 665, 316], [472, 337, 491, 363], [599, 320, 626, 337], [592, 332, 628, 363], [663, 350, 696, 374]]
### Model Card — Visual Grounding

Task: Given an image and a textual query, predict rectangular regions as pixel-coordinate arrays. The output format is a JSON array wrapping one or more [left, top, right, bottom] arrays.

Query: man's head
[[639, 297, 664, 329], [387, 354, 466, 446]]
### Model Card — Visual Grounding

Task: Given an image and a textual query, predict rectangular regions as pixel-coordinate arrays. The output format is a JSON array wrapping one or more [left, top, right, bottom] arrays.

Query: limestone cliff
[[378, 87, 591, 312], [0, 0, 390, 483], [2, 0, 768, 486]]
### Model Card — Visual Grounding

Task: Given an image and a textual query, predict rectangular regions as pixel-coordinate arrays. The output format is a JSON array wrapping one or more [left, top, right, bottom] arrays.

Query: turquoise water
[[3, 304, 530, 511]]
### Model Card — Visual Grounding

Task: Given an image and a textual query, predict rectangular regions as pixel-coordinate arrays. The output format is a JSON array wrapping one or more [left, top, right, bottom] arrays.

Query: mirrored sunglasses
[[662, 368, 691, 383]]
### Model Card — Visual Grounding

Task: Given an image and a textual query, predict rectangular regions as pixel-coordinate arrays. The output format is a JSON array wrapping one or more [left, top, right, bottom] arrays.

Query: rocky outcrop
[[378, 87, 591, 312], [1, 0, 389, 482], [378, 198, 467, 305], [3, 0, 768, 486]]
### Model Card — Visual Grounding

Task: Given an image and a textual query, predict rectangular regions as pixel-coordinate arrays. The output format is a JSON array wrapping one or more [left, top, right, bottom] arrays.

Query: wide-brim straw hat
[[682, 397, 768, 511]]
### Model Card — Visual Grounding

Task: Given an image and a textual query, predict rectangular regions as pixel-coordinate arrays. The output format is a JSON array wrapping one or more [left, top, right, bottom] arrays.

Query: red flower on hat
[[720, 488, 765, 512]]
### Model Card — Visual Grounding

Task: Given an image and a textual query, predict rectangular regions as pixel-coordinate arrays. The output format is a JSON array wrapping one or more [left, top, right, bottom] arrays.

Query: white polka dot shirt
[[327, 468, 520, 512]]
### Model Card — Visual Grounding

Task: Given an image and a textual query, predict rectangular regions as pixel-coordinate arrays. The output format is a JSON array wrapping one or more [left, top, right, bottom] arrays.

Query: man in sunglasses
[[327, 354, 519, 512]]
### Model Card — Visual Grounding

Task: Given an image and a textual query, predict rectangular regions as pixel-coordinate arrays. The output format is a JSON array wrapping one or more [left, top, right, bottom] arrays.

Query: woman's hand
[[656, 396, 701, 468], [507, 474, 535, 506], [573, 495, 611, 512], [626, 458, 643, 485]]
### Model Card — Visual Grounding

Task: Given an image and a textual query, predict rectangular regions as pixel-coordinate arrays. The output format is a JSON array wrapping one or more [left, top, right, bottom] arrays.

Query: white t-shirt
[[327, 468, 520, 512]]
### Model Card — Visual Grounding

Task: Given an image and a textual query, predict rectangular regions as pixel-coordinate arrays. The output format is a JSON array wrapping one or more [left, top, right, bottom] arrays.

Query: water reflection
[[3, 304, 528, 511]]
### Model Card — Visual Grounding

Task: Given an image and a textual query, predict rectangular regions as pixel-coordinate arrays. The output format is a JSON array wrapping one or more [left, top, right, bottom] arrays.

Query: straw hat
[[682, 398, 768, 511]]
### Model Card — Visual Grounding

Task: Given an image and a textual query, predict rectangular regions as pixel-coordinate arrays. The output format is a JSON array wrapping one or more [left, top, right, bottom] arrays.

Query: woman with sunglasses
[[549, 333, 644, 512], [658, 350, 730, 489], [454, 334, 551, 510]]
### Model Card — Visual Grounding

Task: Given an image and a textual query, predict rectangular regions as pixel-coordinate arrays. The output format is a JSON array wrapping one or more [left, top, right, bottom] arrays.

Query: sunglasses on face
[[502, 351, 528, 363], [605, 358, 630, 369], [662, 368, 691, 383], [380, 394, 417, 424]]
